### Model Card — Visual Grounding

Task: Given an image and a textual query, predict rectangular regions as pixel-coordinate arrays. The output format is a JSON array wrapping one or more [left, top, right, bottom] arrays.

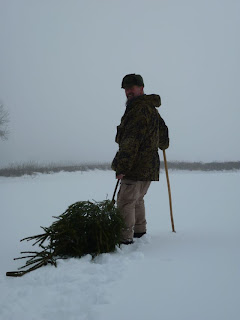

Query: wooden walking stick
[[163, 150, 176, 232]]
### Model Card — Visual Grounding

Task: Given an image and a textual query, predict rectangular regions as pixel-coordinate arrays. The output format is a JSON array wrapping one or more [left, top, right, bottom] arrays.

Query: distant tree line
[[166, 161, 240, 171], [0, 161, 239, 177]]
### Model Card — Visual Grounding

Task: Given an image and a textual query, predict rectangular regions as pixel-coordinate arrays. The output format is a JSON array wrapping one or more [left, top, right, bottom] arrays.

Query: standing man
[[112, 74, 169, 244]]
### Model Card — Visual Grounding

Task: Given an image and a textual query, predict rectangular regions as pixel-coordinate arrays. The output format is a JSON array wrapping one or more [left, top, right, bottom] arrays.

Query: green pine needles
[[6, 200, 124, 277]]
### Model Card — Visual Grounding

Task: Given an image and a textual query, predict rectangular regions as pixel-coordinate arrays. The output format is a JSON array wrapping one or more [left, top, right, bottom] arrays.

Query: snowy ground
[[0, 169, 239, 320]]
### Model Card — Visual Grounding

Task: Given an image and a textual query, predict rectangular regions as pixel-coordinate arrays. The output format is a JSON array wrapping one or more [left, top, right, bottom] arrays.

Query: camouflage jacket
[[111, 94, 169, 181]]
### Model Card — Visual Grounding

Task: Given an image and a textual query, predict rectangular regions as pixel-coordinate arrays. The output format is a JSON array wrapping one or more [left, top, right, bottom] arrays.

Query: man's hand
[[116, 174, 125, 180]]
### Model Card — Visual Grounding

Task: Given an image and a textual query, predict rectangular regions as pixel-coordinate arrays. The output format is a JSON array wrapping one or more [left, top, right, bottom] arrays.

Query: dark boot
[[133, 232, 146, 238], [120, 239, 134, 245]]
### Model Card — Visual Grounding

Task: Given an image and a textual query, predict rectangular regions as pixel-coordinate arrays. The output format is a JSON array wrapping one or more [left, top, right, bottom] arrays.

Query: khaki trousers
[[117, 179, 151, 241]]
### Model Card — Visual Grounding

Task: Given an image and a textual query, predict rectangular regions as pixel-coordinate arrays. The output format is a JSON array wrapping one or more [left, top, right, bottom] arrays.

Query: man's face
[[124, 85, 144, 101]]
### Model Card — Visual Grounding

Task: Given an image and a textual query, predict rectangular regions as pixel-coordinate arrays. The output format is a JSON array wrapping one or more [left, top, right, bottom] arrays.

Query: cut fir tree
[[6, 200, 124, 277]]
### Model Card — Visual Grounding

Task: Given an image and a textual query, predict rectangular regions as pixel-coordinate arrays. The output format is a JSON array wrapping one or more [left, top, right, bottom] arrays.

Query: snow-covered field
[[0, 169, 239, 320]]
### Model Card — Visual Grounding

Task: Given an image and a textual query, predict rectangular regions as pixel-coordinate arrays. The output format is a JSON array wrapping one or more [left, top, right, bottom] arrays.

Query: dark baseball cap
[[121, 74, 144, 89]]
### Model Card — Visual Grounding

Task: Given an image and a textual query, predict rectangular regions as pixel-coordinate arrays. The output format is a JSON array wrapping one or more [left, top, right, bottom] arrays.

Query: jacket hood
[[126, 94, 161, 109], [142, 94, 161, 108]]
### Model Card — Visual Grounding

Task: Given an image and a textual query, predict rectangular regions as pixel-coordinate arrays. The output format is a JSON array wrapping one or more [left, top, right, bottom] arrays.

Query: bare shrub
[[0, 103, 9, 140]]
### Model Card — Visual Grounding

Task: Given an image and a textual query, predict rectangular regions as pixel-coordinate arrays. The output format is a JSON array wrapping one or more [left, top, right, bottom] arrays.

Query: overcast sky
[[0, 0, 239, 167]]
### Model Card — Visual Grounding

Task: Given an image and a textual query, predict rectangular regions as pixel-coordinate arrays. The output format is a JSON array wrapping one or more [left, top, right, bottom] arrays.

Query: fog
[[0, 0, 239, 167]]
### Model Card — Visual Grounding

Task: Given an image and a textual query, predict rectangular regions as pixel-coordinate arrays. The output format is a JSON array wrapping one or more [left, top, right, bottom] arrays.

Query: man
[[112, 74, 169, 244]]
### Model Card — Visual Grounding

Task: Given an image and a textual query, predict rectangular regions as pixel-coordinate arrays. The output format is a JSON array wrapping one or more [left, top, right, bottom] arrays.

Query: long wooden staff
[[163, 150, 176, 232]]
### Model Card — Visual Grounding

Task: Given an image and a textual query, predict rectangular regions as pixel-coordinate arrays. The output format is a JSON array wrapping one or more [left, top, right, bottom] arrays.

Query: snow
[[0, 169, 239, 320]]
